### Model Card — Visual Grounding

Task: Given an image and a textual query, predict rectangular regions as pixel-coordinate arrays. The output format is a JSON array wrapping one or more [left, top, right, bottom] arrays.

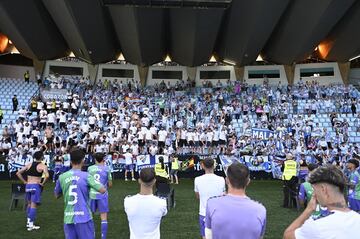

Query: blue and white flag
[[220, 155, 272, 173], [136, 155, 169, 171], [8, 161, 25, 176], [243, 155, 272, 172], [252, 128, 283, 141]]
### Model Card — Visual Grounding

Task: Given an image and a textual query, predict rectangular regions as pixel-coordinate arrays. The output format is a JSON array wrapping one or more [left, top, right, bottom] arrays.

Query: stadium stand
[[0, 78, 38, 127]]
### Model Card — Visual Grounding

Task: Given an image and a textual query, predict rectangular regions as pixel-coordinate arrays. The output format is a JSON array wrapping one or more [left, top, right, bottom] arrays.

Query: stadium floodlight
[[10, 46, 19, 54], [117, 53, 125, 61], [223, 59, 236, 66], [164, 55, 172, 62], [349, 55, 360, 61], [102, 0, 232, 9], [256, 55, 263, 62], [209, 55, 217, 62]]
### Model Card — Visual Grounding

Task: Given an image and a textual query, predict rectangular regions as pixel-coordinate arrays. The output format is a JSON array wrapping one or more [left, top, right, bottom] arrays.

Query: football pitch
[[0, 179, 299, 239]]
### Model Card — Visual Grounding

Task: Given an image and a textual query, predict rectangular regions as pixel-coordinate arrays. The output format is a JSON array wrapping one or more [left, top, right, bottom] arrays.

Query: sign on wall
[[40, 89, 68, 102]]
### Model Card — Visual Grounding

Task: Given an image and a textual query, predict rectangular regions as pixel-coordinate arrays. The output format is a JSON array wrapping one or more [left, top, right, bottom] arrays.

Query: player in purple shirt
[[54, 148, 106, 239], [205, 162, 266, 239], [88, 153, 113, 239]]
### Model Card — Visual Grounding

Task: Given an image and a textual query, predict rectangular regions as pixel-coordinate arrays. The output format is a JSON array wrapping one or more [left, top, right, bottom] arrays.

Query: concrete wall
[[349, 68, 360, 87], [284, 65, 295, 85], [43, 60, 90, 79], [244, 65, 288, 86], [294, 62, 343, 85], [234, 67, 244, 82], [195, 66, 236, 86], [96, 63, 140, 84], [0, 64, 35, 81], [147, 66, 188, 86], [338, 62, 350, 85]]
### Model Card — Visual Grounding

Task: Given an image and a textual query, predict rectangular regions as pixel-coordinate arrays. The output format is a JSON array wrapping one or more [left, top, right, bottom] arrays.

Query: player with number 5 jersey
[[88, 153, 113, 239], [55, 148, 106, 239]]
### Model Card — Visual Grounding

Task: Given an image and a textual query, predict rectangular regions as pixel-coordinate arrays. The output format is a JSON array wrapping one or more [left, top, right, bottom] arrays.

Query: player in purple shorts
[[88, 153, 113, 239], [53, 155, 63, 182], [55, 148, 106, 239], [16, 151, 49, 231]]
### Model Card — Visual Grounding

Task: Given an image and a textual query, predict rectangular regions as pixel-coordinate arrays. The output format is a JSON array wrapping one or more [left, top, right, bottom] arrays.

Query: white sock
[[28, 221, 33, 228]]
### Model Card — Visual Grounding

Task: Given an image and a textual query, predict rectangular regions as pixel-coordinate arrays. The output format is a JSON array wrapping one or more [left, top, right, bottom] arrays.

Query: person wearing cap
[[347, 159, 360, 212], [283, 165, 360, 239], [195, 158, 225, 239], [16, 151, 49, 231], [124, 168, 167, 239]]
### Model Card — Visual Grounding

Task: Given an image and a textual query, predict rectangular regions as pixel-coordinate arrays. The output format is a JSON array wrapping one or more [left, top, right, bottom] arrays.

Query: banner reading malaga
[[251, 128, 283, 141]]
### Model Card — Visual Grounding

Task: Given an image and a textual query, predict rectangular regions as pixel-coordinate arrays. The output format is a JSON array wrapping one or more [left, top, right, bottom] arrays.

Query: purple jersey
[[206, 195, 266, 239], [54, 169, 103, 224]]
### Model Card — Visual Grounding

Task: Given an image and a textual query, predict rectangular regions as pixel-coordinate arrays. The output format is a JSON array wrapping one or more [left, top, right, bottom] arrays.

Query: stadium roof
[[0, 0, 359, 66]]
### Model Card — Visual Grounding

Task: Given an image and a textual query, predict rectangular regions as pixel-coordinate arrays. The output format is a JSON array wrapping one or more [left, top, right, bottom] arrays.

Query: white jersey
[[206, 132, 213, 142], [124, 152, 133, 165], [145, 129, 152, 141], [88, 116, 96, 125], [130, 145, 139, 156], [219, 130, 227, 141], [158, 130, 167, 142], [194, 173, 225, 216], [295, 210, 360, 239], [124, 194, 167, 239], [47, 113, 56, 123]]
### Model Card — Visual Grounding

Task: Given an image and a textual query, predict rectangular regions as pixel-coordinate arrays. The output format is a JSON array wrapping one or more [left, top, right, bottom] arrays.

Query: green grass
[[0, 179, 300, 239]]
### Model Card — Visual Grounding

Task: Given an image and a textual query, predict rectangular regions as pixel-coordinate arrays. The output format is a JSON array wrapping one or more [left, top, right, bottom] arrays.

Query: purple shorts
[[25, 184, 41, 204], [125, 164, 134, 171], [348, 198, 360, 211], [199, 215, 205, 237], [64, 220, 95, 239], [90, 198, 109, 213]]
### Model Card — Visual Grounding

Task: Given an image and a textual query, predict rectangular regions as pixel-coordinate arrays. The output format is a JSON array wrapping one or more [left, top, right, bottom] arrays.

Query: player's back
[[88, 165, 110, 186], [88, 165, 111, 199], [57, 169, 93, 224], [124, 194, 167, 239], [194, 174, 225, 216], [207, 195, 266, 239]]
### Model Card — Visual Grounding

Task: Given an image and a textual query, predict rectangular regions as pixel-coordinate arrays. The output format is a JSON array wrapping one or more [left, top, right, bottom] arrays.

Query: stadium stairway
[[0, 78, 38, 130]]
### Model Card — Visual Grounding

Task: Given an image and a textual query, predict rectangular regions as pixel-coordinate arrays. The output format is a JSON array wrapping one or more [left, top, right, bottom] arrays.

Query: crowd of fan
[[1, 76, 360, 175]]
